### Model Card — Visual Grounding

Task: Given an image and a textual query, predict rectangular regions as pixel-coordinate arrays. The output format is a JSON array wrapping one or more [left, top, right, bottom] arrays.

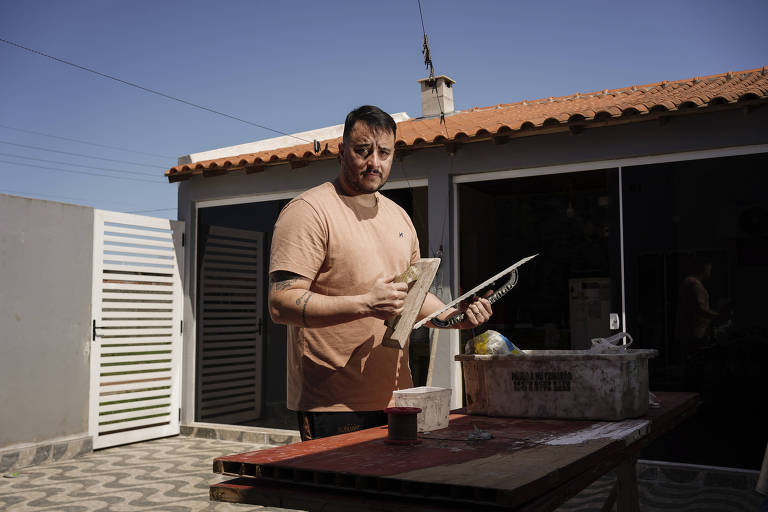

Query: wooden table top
[[211, 391, 698, 511]]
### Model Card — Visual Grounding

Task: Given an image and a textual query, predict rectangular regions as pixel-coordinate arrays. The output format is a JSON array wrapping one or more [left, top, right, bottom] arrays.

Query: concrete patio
[[0, 434, 763, 511]]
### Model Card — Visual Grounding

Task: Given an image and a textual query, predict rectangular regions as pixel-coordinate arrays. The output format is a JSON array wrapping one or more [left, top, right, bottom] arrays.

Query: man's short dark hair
[[343, 105, 397, 143]]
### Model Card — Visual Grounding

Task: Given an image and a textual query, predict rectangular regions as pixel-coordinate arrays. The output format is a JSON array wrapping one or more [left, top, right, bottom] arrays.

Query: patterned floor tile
[[554, 472, 763, 511], [0, 437, 293, 512]]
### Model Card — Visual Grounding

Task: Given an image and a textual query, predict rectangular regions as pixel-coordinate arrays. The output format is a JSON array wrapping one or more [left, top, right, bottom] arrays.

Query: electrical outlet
[[609, 313, 620, 330]]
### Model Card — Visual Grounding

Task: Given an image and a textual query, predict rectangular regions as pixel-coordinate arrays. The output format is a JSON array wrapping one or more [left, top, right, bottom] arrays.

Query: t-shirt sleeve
[[269, 199, 327, 280], [410, 221, 420, 264]]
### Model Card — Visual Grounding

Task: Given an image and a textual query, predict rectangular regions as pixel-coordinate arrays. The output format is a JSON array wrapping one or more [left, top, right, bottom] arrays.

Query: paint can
[[383, 407, 422, 445]]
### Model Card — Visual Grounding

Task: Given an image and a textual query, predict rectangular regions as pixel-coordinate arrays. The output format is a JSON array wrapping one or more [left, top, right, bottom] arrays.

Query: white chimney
[[417, 75, 455, 118]]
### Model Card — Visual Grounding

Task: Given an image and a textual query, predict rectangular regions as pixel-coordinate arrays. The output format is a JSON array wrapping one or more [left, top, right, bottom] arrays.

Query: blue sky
[[1, 0, 766, 218]]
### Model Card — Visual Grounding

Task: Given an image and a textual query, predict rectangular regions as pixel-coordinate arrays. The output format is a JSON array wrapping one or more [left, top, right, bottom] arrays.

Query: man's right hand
[[364, 273, 408, 320], [269, 271, 409, 328]]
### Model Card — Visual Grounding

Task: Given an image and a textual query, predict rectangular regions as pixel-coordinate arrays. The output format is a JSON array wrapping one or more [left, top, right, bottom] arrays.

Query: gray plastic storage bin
[[455, 349, 658, 420]]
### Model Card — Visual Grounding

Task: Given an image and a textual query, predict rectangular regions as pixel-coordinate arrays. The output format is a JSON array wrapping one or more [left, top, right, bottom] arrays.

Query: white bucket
[[392, 386, 452, 432]]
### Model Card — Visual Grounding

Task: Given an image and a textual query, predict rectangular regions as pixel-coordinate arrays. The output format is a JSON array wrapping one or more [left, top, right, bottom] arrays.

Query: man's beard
[[344, 168, 385, 194]]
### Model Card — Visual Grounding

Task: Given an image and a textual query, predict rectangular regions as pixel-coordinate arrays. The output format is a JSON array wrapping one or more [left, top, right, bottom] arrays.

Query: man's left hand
[[419, 291, 494, 330], [447, 296, 493, 329]]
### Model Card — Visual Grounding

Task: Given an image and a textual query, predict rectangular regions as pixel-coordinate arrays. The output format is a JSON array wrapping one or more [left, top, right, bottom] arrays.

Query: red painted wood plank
[[214, 393, 695, 479], [422, 414, 599, 441], [215, 414, 610, 478], [212, 477, 504, 511]]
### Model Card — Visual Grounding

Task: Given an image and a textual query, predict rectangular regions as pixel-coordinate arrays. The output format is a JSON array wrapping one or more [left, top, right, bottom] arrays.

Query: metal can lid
[[384, 406, 422, 415]]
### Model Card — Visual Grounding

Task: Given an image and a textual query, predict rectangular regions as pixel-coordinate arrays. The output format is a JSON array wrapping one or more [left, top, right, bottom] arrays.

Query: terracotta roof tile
[[166, 67, 768, 181]]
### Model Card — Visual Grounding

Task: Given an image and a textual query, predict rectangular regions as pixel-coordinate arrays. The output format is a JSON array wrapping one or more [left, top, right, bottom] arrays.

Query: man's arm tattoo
[[301, 292, 313, 328], [273, 278, 298, 291], [270, 271, 300, 291], [270, 272, 312, 326]]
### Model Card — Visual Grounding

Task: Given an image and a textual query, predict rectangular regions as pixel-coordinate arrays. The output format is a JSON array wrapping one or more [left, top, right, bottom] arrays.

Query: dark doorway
[[457, 169, 623, 350], [194, 185, 429, 429], [196, 199, 290, 429]]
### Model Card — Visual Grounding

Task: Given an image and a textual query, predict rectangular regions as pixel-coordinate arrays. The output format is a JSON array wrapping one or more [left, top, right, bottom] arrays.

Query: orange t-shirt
[[269, 182, 420, 411]]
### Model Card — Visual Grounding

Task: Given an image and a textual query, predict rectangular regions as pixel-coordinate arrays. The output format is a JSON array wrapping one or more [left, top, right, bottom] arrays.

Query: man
[[674, 256, 719, 358], [269, 105, 492, 441]]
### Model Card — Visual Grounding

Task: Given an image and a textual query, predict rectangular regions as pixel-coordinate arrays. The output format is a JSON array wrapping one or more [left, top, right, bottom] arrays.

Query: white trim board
[[382, 178, 429, 190], [196, 190, 302, 210], [195, 178, 429, 210], [449, 179, 462, 408], [618, 167, 627, 331]]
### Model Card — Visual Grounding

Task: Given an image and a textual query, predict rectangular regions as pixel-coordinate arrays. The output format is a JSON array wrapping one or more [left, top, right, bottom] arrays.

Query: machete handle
[[430, 269, 519, 328]]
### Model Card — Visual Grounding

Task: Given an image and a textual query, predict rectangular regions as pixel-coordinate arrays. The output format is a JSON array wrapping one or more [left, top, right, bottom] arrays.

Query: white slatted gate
[[89, 210, 184, 449], [196, 226, 264, 423]]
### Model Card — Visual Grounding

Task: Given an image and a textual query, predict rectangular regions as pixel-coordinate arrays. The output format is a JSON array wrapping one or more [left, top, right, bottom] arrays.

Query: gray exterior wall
[[0, 194, 93, 449], [177, 107, 768, 421]]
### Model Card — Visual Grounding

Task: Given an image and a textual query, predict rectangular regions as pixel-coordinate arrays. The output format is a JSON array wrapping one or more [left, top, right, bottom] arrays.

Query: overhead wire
[[0, 152, 161, 177], [416, 0, 449, 136], [0, 159, 165, 183], [417, 0, 428, 35], [0, 37, 314, 145], [415, 0, 452, 301], [429, 152, 454, 303], [439, 153, 454, 251], [0, 123, 173, 160], [0, 140, 164, 169]]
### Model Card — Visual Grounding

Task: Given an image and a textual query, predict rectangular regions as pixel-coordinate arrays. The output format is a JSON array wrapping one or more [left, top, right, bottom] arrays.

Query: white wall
[[0, 195, 93, 448]]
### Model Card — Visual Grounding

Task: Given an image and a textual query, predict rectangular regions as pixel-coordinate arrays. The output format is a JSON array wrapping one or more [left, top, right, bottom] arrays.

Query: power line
[[413, 0, 454, 296], [0, 159, 164, 183], [417, 0, 428, 36], [0, 187, 140, 206], [416, 0, 448, 134], [0, 140, 164, 169], [0, 37, 313, 145], [417, 0, 434, 79], [0, 123, 173, 159], [0, 152, 161, 177]]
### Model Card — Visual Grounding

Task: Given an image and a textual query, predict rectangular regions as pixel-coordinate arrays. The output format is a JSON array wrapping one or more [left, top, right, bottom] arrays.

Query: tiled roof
[[166, 67, 768, 182]]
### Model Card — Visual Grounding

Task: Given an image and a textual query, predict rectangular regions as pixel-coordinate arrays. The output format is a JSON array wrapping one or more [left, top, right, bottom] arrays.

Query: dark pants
[[296, 410, 387, 441]]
